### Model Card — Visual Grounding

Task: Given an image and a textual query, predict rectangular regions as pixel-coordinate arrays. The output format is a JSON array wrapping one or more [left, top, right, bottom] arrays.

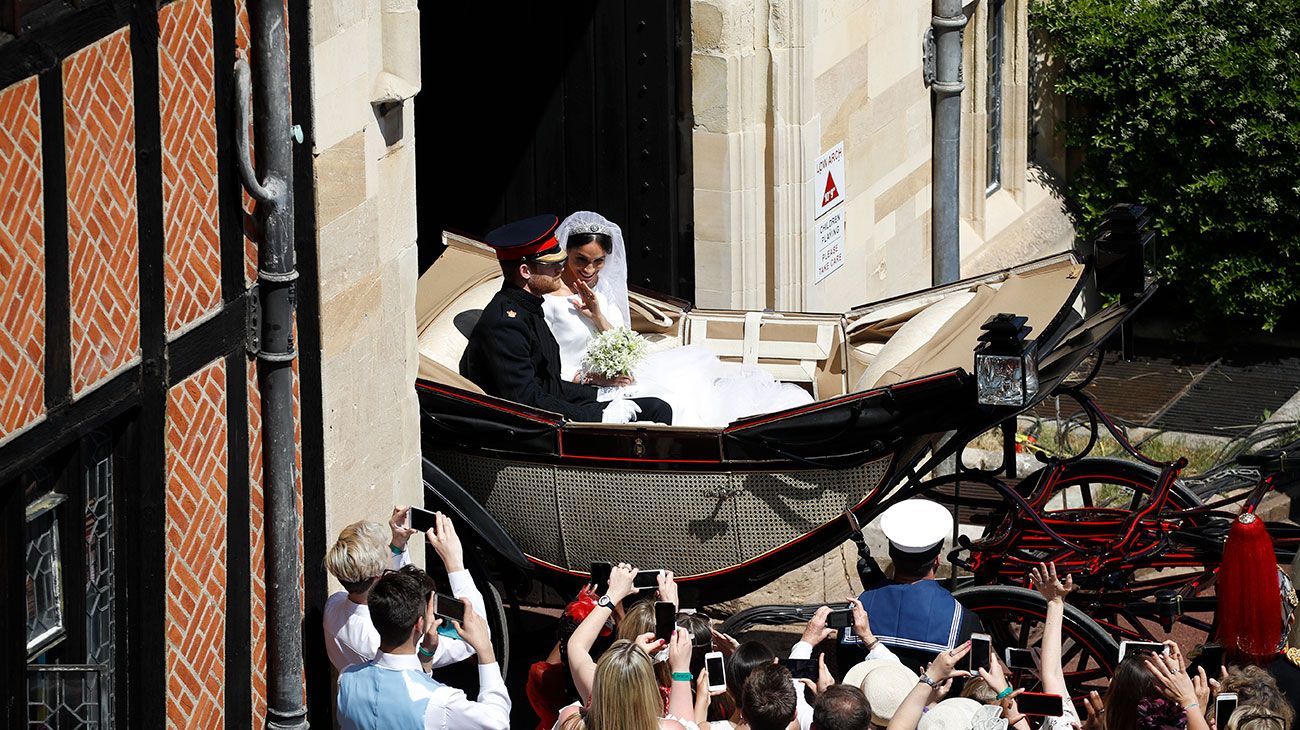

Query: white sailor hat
[[879, 499, 952, 554]]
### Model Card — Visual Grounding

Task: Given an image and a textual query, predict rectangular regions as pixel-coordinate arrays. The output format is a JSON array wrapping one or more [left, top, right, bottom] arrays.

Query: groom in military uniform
[[459, 214, 672, 424]]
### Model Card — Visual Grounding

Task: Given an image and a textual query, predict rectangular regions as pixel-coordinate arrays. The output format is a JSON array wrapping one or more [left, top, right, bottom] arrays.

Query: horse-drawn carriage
[[413, 227, 1300, 696]]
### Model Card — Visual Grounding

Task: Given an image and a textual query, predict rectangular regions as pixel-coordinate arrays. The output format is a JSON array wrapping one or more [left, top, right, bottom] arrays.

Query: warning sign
[[814, 207, 845, 283], [813, 142, 845, 219]]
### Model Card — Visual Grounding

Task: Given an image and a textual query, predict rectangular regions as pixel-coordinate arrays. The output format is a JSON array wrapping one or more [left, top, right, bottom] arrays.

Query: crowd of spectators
[[321, 506, 1300, 730]]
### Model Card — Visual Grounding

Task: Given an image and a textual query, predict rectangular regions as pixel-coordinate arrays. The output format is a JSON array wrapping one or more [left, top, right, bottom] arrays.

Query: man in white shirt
[[336, 567, 510, 729], [323, 506, 484, 673]]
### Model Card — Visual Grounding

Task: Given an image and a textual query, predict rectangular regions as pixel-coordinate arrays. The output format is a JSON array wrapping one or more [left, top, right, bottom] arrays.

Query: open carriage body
[[414, 233, 1149, 605]]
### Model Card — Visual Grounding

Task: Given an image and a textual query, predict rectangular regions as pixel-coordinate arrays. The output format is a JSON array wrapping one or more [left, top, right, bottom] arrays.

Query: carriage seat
[[681, 310, 847, 400], [416, 277, 499, 394]]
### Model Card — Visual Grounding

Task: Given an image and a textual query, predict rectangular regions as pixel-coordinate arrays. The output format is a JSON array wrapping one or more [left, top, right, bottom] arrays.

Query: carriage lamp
[[974, 313, 1039, 407]]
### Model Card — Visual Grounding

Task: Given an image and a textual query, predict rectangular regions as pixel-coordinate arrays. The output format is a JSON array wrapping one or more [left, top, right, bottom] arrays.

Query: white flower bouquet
[[582, 327, 648, 378]]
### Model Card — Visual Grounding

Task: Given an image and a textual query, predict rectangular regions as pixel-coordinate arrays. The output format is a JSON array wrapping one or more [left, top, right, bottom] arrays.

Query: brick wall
[[63, 29, 141, 395], [0, 77, 45, 443], [164, 359, 229, 728], [159, 0, 221, 335]]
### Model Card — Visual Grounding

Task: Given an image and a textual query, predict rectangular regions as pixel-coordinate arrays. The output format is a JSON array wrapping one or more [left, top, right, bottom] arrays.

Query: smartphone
[[706, 651, 727, 692], [1016, 692, 1065, 716], [634, 569, 662, 591], [407, 506, 437, 533], [1005, 647, 1040, 670], [781, 657, 817, 682], [1118, 640, 1169, 661], [1216, 693, 1238, 724], [827, 609, 853, 630], [963, 633, 992, 674], [590, 562, 613, 595], [433, 592, 465, 624], [1191, 644, 1224, 675], [655, 601, 676, 642]]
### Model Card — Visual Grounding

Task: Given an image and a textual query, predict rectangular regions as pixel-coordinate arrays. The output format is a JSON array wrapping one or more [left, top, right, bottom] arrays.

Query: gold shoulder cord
[[1286, 646, 1300, 668]]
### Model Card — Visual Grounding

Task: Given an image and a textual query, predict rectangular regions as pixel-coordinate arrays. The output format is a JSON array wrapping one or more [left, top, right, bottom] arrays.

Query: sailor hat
[[484, 214, 568, 263], [879, 498, 952, 554]]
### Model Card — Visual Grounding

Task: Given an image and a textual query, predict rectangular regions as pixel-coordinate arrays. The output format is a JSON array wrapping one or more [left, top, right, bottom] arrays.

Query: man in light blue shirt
[[336, 565, 510, 729]]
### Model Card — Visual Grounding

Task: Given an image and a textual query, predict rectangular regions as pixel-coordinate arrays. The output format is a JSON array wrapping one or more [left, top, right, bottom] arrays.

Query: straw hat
[[842, 660, 919, 724], [918, 698, 982, 730]]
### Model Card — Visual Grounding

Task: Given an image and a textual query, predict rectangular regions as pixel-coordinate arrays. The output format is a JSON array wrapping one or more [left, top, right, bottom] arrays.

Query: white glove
[[601, 398, 642, 424]]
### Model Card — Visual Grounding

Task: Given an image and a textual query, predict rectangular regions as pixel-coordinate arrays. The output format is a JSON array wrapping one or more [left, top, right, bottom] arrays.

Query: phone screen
[[1016, 693, 1065, 716], [1118, 641, 1167, 661], [1216, 694, 1238, 724], [634, 570, 661, 590], [965, 634, 992, 674], [827, 609, 853, 630], [706, 653, 727, 688], [781, 658, 817, 682], [1192, 644, 1224, 674], [434, 593, 465, 623], [655, 601, 676, 642], [1005, 648, 1037, 670], [590, 562, 613, 595], [408, 506, 437, 533]]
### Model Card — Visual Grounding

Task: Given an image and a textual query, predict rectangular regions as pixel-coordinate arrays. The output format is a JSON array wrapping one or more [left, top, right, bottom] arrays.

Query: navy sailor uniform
[[847, 579, 983, 670]]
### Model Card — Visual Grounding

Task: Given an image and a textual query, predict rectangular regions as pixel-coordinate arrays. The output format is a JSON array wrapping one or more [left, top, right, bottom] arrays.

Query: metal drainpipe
[[234, 0, 305, 724], [931, 0, 967, 286]]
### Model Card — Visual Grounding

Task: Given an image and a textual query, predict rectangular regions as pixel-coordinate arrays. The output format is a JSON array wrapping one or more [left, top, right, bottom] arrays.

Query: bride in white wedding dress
[[543, 211, 812, 427]]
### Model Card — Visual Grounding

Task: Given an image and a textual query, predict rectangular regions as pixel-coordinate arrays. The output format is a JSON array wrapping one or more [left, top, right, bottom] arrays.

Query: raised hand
[[668, 627, 693, 674], [606, 563, 637, 604], [389, 505, 418, 550], [571, 279, 603, 322], [453, 599, 495, 664], [635, 631, 666, 657], [1030, 562, 1075, 604], [425, 511, 464, 572], [925, 640, 973, 682], [801, 606, 838, 646], [1145, 652, 1199, 709], [658, 570, 680, 609], [1081, 691, 1105, 730], [711, 628, 740, 657], [847, 596, 878, 646]]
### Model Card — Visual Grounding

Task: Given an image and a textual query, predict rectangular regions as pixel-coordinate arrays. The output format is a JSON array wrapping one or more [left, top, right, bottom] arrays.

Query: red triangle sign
[[822, 172, 840, 207]]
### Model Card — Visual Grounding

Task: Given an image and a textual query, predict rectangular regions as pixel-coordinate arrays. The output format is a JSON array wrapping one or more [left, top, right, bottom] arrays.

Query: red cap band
[[494, 234, 560, 260]]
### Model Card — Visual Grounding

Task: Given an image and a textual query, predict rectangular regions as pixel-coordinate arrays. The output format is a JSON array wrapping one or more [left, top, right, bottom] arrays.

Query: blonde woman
[[558, 563, 698, 729]]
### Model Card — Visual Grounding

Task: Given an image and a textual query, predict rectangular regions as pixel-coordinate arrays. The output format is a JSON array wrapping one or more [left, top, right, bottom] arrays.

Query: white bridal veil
[[555, 211, 631, 326]]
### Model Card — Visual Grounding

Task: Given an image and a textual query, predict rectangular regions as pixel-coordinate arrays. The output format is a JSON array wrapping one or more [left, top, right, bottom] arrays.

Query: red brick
[[63, 31, 141, 396], [0, 76, 46, 441], [165, 360, 227, 729], [159, 0, 220, 337]]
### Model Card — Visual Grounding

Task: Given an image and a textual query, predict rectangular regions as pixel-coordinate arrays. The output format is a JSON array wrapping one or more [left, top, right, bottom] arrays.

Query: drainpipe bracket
[[246, 284, 261, 356], [923, 28, 936, 85]]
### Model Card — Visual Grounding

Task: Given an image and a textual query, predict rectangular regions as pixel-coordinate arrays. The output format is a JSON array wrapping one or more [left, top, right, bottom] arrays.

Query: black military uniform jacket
[[460, 282, 606, 422]]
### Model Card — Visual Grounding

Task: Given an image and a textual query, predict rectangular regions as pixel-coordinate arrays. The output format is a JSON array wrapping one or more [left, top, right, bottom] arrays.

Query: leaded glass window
[[986, 0, 1005, 195], [26, 489, 66, 657]]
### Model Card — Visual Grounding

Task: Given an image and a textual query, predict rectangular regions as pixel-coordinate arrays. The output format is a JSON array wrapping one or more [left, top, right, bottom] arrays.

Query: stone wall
[[309, 0, 424, 584], [690, 0, 1074, 316], [692, 0, 1073, 612]]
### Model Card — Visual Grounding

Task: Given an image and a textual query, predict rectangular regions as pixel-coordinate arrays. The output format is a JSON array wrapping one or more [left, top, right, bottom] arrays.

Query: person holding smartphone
[[323, 506, 487, 674]]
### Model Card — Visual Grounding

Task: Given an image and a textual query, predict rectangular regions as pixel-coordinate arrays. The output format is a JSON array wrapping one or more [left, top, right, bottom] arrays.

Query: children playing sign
[[813, 142, 845, 282]]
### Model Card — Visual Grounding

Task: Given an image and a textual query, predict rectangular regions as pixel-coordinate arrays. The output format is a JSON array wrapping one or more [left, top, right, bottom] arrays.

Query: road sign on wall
[[814, 142, 845, 219]]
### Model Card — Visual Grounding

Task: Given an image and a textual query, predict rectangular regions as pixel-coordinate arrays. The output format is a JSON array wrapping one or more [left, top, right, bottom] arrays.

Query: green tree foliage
[[1033, 0, 1300, 329]]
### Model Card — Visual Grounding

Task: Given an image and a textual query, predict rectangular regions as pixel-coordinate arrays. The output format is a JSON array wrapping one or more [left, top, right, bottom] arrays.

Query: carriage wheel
[[953, 585, 1118, 701], [977, 457, 1220, 650], [468, 557, 512, 675], [1013, 457, 1205, 519]]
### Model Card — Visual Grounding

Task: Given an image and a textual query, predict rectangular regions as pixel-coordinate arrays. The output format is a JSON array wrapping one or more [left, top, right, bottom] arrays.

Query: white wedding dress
[[544, 212, 813, 427]]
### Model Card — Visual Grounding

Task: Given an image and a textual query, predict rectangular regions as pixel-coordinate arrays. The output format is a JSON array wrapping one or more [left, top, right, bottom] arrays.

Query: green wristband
[[389, 543, 404, 555], [418, 645, 435, 658], [671, 671, 693, 683], [996, 687, 1015, 700]]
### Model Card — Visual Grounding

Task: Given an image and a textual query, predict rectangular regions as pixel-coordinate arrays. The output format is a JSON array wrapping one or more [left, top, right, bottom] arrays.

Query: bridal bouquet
[[583, 327, 648, 378]]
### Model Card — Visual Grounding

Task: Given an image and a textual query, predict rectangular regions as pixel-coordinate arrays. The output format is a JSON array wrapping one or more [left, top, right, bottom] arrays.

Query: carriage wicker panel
[[732, 456, 892, 559], [555, 468, 742, 577], [433, 451, 565, 568]]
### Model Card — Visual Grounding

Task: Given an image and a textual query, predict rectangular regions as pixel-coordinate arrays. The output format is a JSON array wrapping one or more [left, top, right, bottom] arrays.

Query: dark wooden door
[[419, 0, 694, 299]]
